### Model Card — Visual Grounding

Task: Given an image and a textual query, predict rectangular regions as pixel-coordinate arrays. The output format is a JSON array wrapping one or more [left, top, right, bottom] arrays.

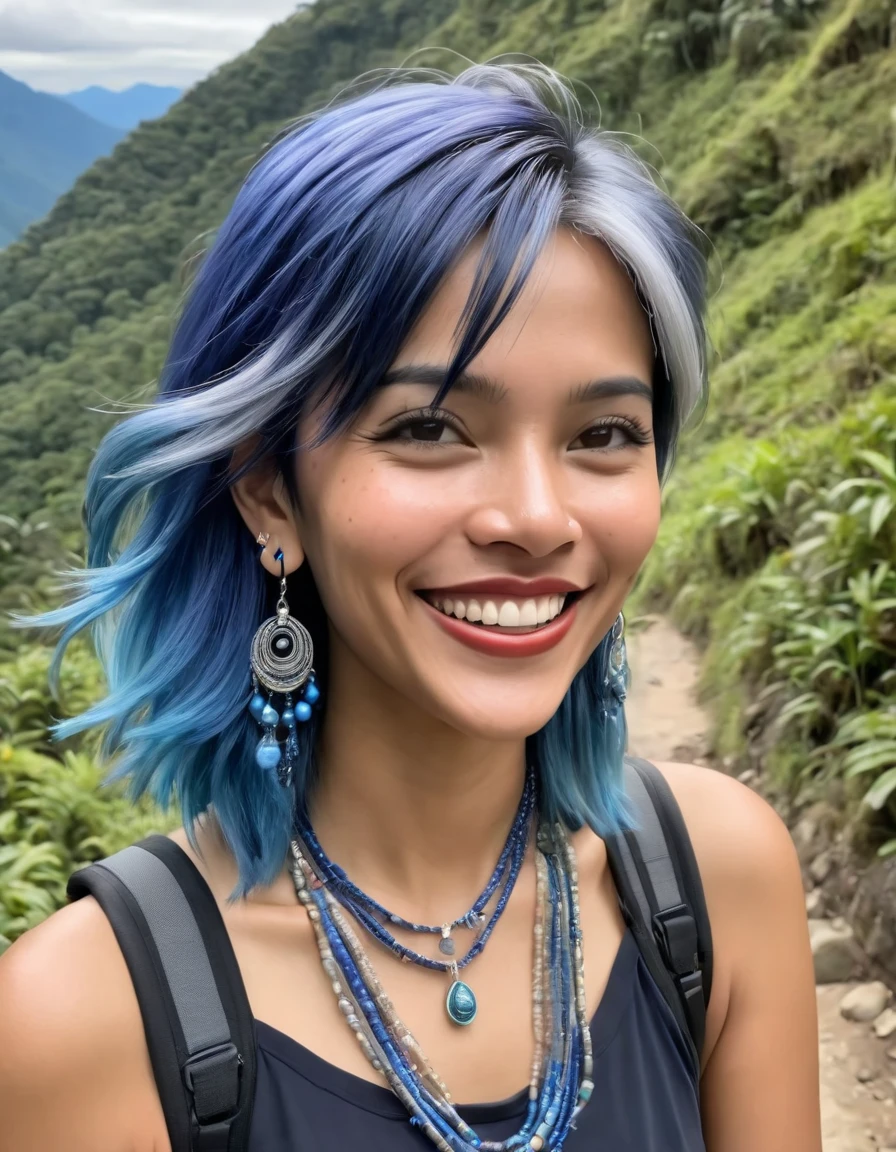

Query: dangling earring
[[604, 611, 630, 703], [247, 546, 321, 787]]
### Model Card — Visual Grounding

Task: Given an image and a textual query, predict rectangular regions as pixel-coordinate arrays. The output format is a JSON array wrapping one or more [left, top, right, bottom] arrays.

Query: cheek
[[298, 456, 455, 590], [578, 468, 661, 568]]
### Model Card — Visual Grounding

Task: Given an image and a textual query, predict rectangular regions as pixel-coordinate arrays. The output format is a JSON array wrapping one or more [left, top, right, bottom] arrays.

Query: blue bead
[[249, 693, 266, 722], [446, 980, 477, 1026], [281, 707, 296, 728], [295, 701, 312, 722], [261, 703, 279, 727], [255, 738, 281, 771], [303, 681, 320, 705]]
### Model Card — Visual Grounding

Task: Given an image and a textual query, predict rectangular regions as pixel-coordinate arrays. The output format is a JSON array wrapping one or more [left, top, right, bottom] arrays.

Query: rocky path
[[623, 613, 896, 1152]]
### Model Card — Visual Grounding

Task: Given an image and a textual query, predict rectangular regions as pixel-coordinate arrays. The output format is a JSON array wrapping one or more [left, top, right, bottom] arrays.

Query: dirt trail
[[623, 613, 896, 1152]]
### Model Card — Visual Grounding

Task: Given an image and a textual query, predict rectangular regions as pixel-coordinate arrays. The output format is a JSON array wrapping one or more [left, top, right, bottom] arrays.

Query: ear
[[228, 437, 304, 578]]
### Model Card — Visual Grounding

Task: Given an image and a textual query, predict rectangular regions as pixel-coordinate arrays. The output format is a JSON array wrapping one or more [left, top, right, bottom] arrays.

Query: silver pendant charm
[[438, 923, 455, 956]]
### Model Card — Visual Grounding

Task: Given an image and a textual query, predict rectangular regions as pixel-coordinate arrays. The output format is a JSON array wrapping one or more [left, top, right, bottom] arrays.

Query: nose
[[465, 442, 582, 558]]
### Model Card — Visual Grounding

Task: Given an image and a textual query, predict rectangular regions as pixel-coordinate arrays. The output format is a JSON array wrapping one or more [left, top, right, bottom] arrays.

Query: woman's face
[[290, 227, 660, 740]]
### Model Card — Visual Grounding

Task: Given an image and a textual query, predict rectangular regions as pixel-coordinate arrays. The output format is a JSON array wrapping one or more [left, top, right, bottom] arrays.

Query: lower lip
[[419, 596, 580, 657]]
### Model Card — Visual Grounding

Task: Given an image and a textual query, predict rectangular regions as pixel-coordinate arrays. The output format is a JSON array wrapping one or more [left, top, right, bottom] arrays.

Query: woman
[[0, 62, 821, 1151]]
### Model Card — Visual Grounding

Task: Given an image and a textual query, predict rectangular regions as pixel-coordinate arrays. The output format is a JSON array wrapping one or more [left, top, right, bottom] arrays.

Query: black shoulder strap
[[67, 834, 257, 1152], [605, 755, 714, 1082]]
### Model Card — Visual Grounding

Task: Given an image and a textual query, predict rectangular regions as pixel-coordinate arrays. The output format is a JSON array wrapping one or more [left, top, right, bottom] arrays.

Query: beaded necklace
[[293, 769, 536, 1025], [288, 817, 593, 1152]]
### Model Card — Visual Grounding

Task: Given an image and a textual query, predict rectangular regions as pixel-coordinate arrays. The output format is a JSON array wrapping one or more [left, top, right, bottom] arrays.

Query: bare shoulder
[[650, 761, 821, 1151], [0, 895, 170, 1152], [649, 758, 798, 883]]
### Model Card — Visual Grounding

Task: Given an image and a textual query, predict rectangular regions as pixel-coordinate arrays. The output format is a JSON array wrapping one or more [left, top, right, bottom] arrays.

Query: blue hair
[[19, 62, 710, 897]]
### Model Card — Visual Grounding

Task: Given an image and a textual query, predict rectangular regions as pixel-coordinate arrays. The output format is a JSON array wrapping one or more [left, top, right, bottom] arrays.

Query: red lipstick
[[419, 594, 581, 658]]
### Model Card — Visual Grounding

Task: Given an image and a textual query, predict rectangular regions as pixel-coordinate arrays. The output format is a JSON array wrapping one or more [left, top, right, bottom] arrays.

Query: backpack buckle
[[183, 1041, 243, 1125], [652, 904, 699, 977]]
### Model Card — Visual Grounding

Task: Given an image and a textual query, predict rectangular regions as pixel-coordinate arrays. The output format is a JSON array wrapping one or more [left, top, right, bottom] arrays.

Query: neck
[[307, 642, 529, 922]]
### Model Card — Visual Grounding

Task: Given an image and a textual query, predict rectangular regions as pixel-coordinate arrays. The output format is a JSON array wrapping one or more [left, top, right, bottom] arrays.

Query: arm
[[0, 896, 170, 1152], [658, 762, 823, 1152]]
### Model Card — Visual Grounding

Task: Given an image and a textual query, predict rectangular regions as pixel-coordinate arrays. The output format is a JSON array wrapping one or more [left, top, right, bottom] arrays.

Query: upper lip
[[418, 577, 586, 597]]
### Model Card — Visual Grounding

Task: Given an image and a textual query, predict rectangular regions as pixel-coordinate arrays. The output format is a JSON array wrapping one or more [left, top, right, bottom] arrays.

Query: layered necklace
[[288, 772, 593, 1152]]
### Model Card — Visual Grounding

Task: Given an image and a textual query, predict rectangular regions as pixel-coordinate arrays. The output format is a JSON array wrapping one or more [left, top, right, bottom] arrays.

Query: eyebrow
[[379, 363, 652, 405]]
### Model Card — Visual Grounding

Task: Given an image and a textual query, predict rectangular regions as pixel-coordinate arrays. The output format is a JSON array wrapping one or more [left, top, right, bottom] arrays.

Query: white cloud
[[0, 0, 303, 92]]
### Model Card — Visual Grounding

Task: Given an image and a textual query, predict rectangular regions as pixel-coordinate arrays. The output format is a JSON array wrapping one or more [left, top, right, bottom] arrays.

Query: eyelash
[[373, 407, 653, 451]]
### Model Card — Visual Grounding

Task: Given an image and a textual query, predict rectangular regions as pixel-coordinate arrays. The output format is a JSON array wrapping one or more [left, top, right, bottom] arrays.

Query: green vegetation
[[0, 0, 893, 940]]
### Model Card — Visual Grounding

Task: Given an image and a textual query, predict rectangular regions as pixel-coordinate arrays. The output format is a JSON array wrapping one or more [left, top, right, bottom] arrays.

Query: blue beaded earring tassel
[[247, 543, 321, 788]]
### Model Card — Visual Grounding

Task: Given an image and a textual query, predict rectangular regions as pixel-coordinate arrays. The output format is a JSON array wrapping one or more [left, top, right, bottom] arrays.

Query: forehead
[[395, 227, 655, 384]]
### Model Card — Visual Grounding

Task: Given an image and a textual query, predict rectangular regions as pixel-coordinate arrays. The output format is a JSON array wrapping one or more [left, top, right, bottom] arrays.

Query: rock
[[809, 918, 858, 983], [887, 1047, 896, 1061], [810, 850, 834, 884], [646, 675, 663, 686], [831, 915, 847, 931], [840, 855, 896, 988], [737, 768, 757, 785], [874, 1008, 896, 1039], [805, 889, 824, 917], [792, 815, 820, 857], [856, 1066, 876, 1082], [839, 982, 893, 1022]]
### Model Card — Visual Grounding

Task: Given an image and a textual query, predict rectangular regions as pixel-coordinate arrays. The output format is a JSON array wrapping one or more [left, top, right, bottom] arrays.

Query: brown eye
[[383, 411, 466, 446], [570, 419, 652, 452], [575, 426, 615, 450], [400, 418, 450, 442]]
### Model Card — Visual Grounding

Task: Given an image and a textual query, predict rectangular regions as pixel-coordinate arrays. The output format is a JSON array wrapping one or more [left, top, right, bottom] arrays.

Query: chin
[[426, 683, 571, 744]]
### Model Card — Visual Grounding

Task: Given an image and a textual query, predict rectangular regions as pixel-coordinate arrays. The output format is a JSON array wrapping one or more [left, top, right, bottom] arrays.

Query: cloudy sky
[[0, 0, 303, 94]]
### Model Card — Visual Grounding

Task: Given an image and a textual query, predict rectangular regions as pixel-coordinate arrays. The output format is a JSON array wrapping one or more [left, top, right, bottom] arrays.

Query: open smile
[[415, 581, 586, 657]]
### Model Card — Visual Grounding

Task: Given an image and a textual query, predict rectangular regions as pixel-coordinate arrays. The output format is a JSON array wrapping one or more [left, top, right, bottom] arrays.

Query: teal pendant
[[446, 979, 477, 1026]]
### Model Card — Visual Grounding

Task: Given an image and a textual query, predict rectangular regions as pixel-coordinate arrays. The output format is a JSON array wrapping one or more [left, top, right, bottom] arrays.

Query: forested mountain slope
[[0, 0, 894, 940], [0, 70, 124, 247]]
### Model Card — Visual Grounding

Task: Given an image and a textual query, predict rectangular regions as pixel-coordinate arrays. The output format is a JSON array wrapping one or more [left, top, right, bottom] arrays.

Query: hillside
[[0, 0, 894, 938], [0, 71, 124, 247], [62, 84, 183, 131]]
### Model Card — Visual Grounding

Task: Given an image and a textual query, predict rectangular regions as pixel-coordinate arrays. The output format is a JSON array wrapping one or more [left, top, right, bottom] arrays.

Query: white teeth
[[497, 601, 520, 627], [428, 592, 569, 628]]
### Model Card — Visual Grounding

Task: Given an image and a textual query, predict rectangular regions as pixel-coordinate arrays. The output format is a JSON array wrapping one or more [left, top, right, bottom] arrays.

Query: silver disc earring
[[605, 611, 630, 703], [247, 547, 320, 787]]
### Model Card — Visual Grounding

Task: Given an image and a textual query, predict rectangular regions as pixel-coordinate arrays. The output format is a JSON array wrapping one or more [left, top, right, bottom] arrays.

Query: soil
[[623, 612, 896, 1152]]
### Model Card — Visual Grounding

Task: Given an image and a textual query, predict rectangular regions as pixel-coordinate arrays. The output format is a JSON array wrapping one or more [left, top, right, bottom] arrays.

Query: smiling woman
[[0, 60, 821, 1152]]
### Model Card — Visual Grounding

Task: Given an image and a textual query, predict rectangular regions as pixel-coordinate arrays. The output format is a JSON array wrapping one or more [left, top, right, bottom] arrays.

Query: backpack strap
[[604, 755, 714, 1082], [66, 834, 257, 1152]]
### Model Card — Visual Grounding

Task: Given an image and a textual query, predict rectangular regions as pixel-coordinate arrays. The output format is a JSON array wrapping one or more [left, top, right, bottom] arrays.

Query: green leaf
[[862, 768, 896, 811], [856, 449, 896, 485], [842, 743, 896, 778]]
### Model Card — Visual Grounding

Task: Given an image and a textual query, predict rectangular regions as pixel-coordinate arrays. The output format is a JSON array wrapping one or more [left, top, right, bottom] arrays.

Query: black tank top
[[249, 924, 706, 1150]]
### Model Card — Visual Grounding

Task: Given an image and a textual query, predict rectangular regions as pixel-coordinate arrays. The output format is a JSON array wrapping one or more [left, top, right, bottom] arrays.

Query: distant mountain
[[62, 84, 183, 131], [0, 70, 124, 247]]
